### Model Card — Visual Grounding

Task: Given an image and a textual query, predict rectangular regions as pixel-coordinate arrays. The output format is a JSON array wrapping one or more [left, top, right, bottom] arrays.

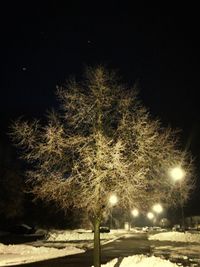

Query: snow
[[100, 254, 179, 267], [149, 231, 200, 243], [0, 242, 84, 266], [47, 229, 117, 241], [0, 229, 122, 266], [149, 231, 200, 266]]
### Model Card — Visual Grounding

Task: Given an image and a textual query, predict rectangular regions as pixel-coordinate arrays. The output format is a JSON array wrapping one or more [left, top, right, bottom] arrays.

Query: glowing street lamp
[[152, 203, 163, 214], [131, 208, 139, 229], [169, 166, 186, 231], [147, 212, 154, 220], [109, 194, 118, 206], [109, 194, 118, 229], [170, 166, 185, 182], [131, 209, 139, 217], [152, 203, 163, 226]]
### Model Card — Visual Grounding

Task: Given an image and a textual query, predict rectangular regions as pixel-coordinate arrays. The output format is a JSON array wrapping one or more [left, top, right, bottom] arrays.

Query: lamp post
[[152, 203, 163, 226], [109, 194, 118, 229], [131, 209, 139, 229], [170, 166, 186, 231], [147, 212, 155, 228]]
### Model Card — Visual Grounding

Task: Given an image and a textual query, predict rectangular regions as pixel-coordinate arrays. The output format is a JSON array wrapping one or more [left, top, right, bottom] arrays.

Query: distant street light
[[109, 194, 118, 229], [131, 209, 139, 217], [109, 194, 118, 206], [131, 209, 139, 229], [169, 166, 186, 231], [147, 212, 154, 220], [152, 203, 163, 214], [152, 203, 163, 226]]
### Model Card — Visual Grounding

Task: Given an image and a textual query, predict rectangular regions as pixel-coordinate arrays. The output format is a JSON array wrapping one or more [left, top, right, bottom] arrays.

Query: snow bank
[[99, 254, 179, 267], [47, 229, 117, 241], [0, 243, 84, 266], [149, 231, 200, 243]]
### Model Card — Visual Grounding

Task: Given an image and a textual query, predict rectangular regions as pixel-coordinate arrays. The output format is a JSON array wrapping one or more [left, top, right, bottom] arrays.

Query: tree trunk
[[93, 216, 101, 267]]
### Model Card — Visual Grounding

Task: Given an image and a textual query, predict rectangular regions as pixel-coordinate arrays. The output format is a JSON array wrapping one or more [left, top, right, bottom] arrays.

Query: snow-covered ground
[[149, 231, 200, 266], [100, 254, 179, 267], [47, 228, 120, 242], [0, 229, 123, 266], [149, 231, 200, 243], [0, 242, 84, 266], [1, 229, 200, 266]]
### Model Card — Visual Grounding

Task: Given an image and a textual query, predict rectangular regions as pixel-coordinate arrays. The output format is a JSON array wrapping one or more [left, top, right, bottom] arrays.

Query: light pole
[[169, 166, 186, 230], [131, 209, 139, 228], [109, 194, 118, 229], [152, 203, 163, 226], [147, 212, 155, 226]]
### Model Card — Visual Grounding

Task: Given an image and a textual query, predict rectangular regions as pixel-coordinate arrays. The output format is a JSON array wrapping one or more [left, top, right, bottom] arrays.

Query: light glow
[[170, 167, 185, 182], [152, 203, 163, 213], [131, 209, 139, 217], [109, 194, 118, 205], [147, 212, 154, 220]]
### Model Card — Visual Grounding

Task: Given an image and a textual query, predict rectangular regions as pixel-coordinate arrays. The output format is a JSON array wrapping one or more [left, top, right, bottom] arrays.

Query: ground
[[1, 228, 200, 266]]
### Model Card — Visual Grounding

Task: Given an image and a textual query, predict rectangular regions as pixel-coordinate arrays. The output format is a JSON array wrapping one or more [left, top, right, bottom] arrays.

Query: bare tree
[[10, 66, 194, 267]]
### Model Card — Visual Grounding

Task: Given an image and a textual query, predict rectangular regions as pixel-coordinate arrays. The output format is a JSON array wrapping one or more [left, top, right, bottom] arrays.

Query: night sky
[[0, 3, 199, 215]]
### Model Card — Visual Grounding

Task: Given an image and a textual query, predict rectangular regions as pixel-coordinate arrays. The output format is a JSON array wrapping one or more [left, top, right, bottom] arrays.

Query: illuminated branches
[[10, 66, 194, 215]]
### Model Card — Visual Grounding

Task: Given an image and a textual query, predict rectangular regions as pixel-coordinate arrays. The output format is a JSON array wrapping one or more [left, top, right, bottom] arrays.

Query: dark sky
[[0, 3, 199, 215]]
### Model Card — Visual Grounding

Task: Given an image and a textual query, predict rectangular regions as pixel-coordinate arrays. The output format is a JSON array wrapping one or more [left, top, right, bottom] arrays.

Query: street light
[[131, 209, 139, 229], [152, 203, 163, 226], [152, 203, 163, 214], [109, 194, 118, 206], [169, 166, 186, 231], [131, 209, 139, 217], [109, 194, 118, 229], [170, 166, 185, 182], [147, 212, 154, 220]]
